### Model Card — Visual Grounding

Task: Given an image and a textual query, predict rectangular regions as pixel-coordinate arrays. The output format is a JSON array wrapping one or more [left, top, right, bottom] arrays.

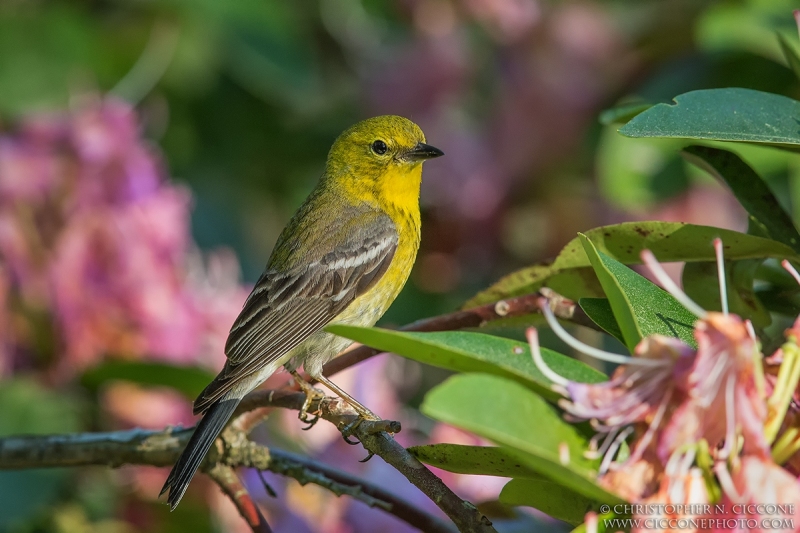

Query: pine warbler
[[161, 115, 443, 508]]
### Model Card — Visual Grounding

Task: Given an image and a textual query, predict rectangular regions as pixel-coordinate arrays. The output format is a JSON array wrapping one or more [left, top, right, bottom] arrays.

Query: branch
[[317, 290, 594, 381], [0, 421, 456, 533], [208, 463, 274, 533], [238, 392, 494, 533]]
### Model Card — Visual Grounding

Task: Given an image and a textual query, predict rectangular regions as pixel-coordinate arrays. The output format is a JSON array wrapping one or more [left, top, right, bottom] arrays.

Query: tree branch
[[208, 463, 274, 533], [237, 392, 494, 533], [0, 399, 463, 532]]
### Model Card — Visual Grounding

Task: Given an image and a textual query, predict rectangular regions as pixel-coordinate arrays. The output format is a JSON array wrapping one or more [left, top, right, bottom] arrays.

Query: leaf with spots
[[408, 444, 542, 479], [465, 222, 797, 307]]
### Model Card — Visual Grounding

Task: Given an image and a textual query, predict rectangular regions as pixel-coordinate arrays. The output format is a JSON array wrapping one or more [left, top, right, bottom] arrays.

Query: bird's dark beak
[[404, 142, 444, 162]]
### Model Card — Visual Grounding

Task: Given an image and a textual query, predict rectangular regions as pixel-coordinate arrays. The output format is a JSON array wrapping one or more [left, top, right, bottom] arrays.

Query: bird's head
[[325, 115, 443, 208]]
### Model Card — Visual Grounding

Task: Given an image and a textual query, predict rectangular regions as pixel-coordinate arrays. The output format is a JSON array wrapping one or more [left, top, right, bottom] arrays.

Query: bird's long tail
[[160, 395, 241, 510]]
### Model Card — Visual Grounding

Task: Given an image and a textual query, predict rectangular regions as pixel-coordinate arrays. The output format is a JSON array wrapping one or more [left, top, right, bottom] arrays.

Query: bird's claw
[[298, 411, 320, 430], [340, 417, 365, 444], [296, 382, 326, 430], [359, 451, 375, 463]]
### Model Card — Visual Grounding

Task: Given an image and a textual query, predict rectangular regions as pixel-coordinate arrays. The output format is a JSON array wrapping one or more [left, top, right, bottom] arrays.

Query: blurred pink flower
[[0, 95, 248, 377], [659, 314, 767, 462], [634, 467, 710, 533], [712, 456, 800, 533]]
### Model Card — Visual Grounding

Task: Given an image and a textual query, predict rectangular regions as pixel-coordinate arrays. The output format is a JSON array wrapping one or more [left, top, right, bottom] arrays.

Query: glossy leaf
[[580, 235, 697, 350], [682, 145, 800, 253], [408, 444, 542, 479], [579, 298, 624, 344], [421, 374, 623, 503], [81, 360, 215, 400], [500, 478, 599, 525], [466, 222, 797, 306], [619, 88, 800, 151], [326, 326, 606, 402]]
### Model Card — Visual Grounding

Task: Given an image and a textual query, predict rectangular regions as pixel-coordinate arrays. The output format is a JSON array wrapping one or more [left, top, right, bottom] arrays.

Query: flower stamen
[[540, 300, 669, 367], [781, 259, 800, 286], [600, 426, 634, 474], [526, 327, 569, 392], [713, 238, 728, 316], [641, 250, 707, 319], [719, 374, 737, 460]]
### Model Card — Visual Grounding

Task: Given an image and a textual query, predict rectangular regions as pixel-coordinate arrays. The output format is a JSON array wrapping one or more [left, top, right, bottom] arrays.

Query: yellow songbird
[[161, 115, 443, 508]]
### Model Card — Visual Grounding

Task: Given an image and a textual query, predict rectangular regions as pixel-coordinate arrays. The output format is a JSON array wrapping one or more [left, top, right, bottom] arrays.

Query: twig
[[208, 463, 274, 533], [317, 290, 595, 381]]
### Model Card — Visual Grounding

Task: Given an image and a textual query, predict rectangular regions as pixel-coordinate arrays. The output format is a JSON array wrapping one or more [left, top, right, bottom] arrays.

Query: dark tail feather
[[160, 397, 240, 510]]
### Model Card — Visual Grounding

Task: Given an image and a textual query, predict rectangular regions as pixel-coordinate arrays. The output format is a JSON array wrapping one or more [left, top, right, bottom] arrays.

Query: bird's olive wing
[[193, 212, 398, 414]]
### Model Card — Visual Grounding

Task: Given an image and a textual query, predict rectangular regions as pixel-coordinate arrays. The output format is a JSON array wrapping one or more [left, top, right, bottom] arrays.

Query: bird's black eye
[[371, 140, 388, 155]]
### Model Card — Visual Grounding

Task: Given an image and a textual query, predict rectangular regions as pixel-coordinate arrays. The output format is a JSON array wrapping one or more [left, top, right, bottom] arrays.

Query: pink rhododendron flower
[[537, 244, 800, 533], [0, 96, 248, 378], [660, 313, 767, 463]]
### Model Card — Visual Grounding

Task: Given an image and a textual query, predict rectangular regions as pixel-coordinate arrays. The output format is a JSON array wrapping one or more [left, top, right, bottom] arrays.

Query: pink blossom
[[0, 96, 248, 378], [633, 467, 711, 533], [713, 456, 800, 533], [659, 313, 767, 462]]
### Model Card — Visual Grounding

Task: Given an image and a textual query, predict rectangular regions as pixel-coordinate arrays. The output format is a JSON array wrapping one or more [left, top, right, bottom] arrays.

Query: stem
[[208, 463, 274, 533], [765, 340, 800, 445]]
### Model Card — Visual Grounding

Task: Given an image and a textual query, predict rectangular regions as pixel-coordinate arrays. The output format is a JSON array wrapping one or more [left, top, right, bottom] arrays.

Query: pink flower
[[713, 456, 800, 533], [633, 467, 711, 533], [562, 335, 692, 473], [659, 313, 768, 462], [0, 95, 248, 378]]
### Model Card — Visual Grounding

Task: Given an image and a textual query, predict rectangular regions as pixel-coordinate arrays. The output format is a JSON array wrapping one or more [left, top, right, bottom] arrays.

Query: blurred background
[[1, 0, 799, 532]]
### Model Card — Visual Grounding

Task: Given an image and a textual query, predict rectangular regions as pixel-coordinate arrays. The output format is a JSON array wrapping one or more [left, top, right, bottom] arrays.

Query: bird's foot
[[339, 416, 401, 446], [298, 392, 325, 430], [292, 371, 327, 430]]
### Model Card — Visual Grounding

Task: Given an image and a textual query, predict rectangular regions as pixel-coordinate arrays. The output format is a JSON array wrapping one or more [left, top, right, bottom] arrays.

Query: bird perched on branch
[[161, 115, 443, 509]]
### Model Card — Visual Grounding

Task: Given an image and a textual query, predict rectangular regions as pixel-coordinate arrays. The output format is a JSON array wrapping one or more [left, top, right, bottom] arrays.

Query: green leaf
[[500, 478, 599, 525], [81, 360, 215, 400], [618, 88, 800, 151], [579, 235, 697, 350], [408, 444, 542, 479], [777, 32, 800, 81], [682, 260, 771, 328], [465, 222, 798, 307], [579, 236, 643, 351], [579, 299, 624, 344], [682, 145, 800, 253], [326, 326, 606, 402], [421, 374, 623, 503]]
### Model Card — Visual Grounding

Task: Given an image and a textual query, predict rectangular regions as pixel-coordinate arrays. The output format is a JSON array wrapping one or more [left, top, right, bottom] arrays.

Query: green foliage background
[[3, 0, 800, 532]]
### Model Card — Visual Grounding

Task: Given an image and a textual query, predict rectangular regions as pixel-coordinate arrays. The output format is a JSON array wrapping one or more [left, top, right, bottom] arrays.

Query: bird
[[160, 115, 443, 509]]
